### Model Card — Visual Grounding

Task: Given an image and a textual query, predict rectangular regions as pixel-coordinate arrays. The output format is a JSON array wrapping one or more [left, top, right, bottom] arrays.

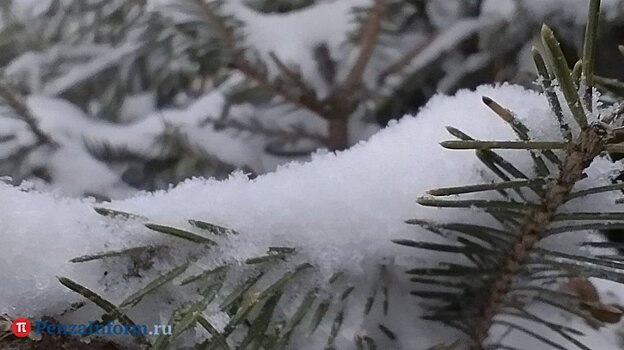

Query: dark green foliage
[[394, 1, 624, 348], [61, 213, 399, 349]]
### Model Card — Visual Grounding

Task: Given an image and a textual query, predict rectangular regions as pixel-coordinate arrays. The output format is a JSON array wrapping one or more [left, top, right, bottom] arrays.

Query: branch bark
[[339, 0, 389, 95]]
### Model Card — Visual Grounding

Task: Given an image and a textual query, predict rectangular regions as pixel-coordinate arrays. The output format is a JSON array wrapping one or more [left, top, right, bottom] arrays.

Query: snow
[[233, 0, 364, 65], [426, 0, 466, 29], [522, 0, 624, 23], [0, 0, 396, 198], [161, 0, 370, 97], [13, 0, 621, 203], [2, 84, 624, 348], [481, 0, 517, 22], [11, 92, 263, 197], [482, 0, 624, 25], [42, 41, 141, 96], [4, 52, 45, 92], [3, 0, 624, 346], [119, 92, 157, 123], [8, 0, 54, 22], [379, 18, 484, 93]]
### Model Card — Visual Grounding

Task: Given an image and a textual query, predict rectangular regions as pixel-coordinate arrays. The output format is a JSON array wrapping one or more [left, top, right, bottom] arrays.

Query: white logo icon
[[15, 322, 27, 333]]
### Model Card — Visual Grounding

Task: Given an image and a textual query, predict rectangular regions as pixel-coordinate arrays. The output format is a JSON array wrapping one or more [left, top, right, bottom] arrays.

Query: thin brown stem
[[192, 0, 389, 151], [378, 36, 434, 85], [339, 0, 389, 95], [268, 52, 316, 97], [470, 126, 607, 349], [0, 84, 56, 147], [232, 56, 329, 117], [208, 116, 327, 145], [191, 0, 329, 118]]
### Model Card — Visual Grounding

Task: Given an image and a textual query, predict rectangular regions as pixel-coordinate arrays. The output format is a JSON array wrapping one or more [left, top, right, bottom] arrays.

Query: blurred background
[[0, 0, 623, 200]]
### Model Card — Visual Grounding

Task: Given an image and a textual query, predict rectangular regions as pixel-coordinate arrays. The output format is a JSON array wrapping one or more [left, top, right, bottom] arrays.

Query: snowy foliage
[[2, 84, 624, 349], [3, 0, 623, 198], [2, 1, 624, 349]]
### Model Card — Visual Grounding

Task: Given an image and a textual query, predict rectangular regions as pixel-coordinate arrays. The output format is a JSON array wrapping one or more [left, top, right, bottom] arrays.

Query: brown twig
[[339, 0, 390, 95], [313, 43, 336, 86], [208, 116, 326, 145], [471, 125, 607, 349], [377, 19, 483, 87], [0, 83, 56, 147], [233, 56, 330, 116], [191, 0, 389, 150], [268, 52, 312, 94], [322, 0, 389, 150], [191, 0, 329, 117], [377, 36, 434, 85]]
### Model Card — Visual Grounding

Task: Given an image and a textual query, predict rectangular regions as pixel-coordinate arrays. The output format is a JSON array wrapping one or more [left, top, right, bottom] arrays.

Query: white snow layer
[[15, 91, 261, 197], [1, 84, 623, 348], [481, 0, 624, 24]]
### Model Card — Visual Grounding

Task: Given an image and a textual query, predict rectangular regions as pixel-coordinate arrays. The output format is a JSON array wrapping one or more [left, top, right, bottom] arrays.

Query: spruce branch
[[269, 51, 315, 96], [339, 0, 389, 95], [572, 59, 583, 89], [582, 0, 601, 111], [62, 212, 393, 349], [190, 0, 237, 49], [190, 0, 390, 150], [233, 56, 330, 116], [377, 19, 481, 87], [208, 116, 327, 146], [377, 36, 434, 85], [440, 140, 568, 150], [427, 179, 549, 197], [481, 96, 561, 167], [446, 126, 531, 181], [471, 125, 607, 348], [0, 83, 56, 147], [57, 277, 149, 346], [531, 48, 571, 141], [190, 0, 327, 117], [541, 25, 588, 129], [401, 4, 622, 347]]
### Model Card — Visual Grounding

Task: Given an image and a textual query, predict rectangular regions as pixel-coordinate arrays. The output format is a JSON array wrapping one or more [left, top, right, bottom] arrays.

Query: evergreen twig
[[531, 48, 571, 141], [471, 126, 607, 348], [541, 25, 588, 129], [582, 0, 601, 111], [0, 83, 56, 147], [339, 0, 389, 95]]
